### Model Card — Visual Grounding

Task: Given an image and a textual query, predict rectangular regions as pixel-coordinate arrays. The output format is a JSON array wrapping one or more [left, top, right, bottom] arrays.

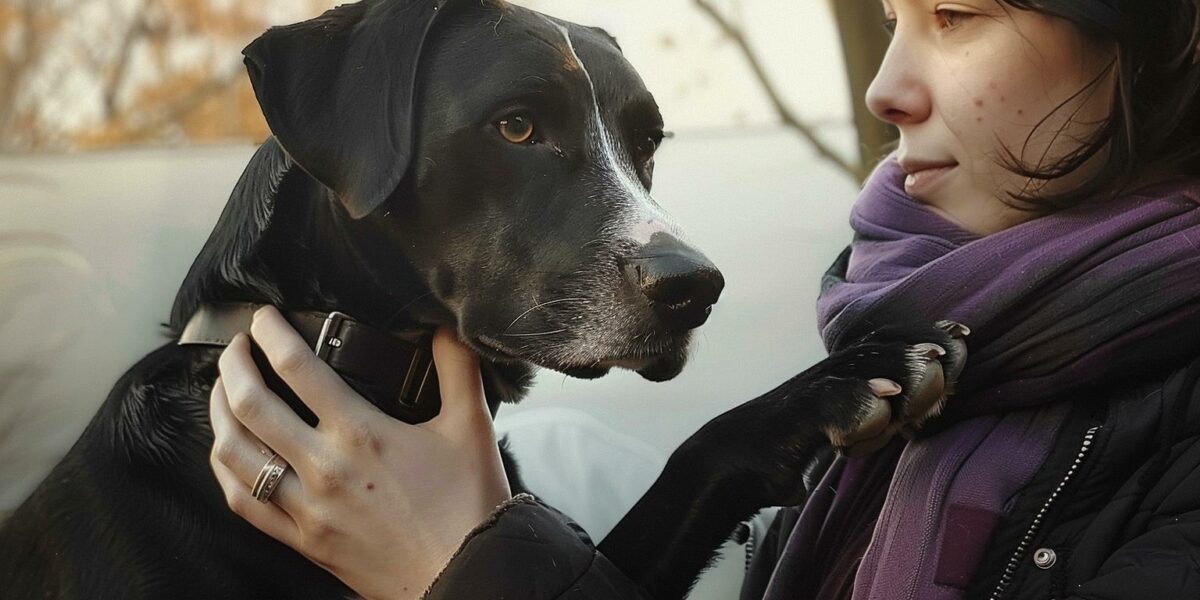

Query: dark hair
[[998, 0, 1200, 210]]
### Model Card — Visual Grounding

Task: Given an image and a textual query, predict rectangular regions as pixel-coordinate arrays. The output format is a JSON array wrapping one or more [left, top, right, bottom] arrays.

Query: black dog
[[0, 0, 964, 598]]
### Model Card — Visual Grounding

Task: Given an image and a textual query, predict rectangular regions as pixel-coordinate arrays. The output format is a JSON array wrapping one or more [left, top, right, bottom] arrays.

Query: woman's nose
[[865, 40, 931, 126]]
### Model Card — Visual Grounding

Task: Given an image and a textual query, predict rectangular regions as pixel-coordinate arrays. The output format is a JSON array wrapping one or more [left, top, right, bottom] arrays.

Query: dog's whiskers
[[503, 297, 585, 333], [501, 329, 568, 338], [579, 237, 609, 250]]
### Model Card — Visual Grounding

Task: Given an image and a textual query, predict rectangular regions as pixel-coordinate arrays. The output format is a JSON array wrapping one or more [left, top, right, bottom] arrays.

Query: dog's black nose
[[622, 234, 725, 331]]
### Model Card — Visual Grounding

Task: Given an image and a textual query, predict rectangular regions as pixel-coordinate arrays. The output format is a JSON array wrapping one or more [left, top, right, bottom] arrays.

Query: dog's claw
[[935, 320, 971, 338], [868, 378, 902, 397]]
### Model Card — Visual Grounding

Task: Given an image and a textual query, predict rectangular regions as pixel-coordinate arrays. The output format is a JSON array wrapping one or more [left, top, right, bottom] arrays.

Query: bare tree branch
[[693, 0, 864, 180], [103, 14, 152, 120]]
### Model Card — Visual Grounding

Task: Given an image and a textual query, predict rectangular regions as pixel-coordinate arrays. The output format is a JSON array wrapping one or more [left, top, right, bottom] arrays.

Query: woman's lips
[[903, 164, 957, 197]]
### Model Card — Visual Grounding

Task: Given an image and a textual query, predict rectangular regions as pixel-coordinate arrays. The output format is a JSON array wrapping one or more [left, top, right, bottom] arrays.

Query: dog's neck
[[169, 139, 444, 335], [169, 139, 533, 407]]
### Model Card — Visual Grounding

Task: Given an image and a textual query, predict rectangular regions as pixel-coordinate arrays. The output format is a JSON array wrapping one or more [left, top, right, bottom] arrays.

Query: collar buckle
[[314, 311, 350, 361], [398, 345, 435, 409]]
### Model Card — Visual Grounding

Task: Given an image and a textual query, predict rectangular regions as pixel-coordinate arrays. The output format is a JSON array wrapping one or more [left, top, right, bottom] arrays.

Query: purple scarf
[[768, 158, 1200, 600]]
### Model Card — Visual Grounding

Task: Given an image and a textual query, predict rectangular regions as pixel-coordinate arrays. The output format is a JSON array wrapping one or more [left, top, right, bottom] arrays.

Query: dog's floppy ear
[[243, 0, 458, 218], [588, 26, 622, 52]]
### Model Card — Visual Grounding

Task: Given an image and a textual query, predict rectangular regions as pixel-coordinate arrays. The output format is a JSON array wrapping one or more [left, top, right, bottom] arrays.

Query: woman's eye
[[935, 9, 972, 31], [497, 115, 535, 144], [882, 9, 973, 36]]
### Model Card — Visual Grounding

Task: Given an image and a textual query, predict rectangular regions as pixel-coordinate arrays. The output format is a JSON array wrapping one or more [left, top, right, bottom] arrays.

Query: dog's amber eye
[[637, 136, 659, 159], [497, 115, 535, 144]]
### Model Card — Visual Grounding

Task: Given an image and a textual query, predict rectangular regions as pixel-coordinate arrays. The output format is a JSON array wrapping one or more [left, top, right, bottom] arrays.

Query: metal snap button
[[1033, 548, 1057, 569]]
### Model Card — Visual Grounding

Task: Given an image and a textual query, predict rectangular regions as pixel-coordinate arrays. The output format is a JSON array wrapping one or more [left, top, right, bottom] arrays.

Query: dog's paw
[[818, 320, 969, 457]]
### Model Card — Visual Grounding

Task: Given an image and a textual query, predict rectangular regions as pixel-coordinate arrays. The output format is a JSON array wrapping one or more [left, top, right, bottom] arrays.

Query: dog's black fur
[[0, 1, 965, 598]]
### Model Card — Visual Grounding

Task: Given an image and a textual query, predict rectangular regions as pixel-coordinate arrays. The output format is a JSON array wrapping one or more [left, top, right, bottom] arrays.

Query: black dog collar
[[179, 303, 440, 424]]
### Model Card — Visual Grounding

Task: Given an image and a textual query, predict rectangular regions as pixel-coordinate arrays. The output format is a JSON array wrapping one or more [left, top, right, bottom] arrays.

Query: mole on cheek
[[975, 98, 985, 108]]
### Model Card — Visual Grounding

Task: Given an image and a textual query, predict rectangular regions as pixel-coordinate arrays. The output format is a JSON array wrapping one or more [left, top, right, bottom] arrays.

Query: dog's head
[[243, 0, 723, 382]]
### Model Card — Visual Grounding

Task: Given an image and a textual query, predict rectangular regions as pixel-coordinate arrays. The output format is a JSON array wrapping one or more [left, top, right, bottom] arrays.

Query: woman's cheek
[[938, 76, 1010, 154]]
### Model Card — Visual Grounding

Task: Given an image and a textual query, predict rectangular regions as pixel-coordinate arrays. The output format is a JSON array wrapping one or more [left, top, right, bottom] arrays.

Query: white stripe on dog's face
[[551, 23, 680, 246]]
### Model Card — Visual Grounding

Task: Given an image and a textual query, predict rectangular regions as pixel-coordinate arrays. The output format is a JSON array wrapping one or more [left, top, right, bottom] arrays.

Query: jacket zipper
[[988, 426, 1101, 600]]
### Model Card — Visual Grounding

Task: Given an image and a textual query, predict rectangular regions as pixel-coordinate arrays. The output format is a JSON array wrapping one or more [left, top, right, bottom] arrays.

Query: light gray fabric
[[496, 407, 666, 541]]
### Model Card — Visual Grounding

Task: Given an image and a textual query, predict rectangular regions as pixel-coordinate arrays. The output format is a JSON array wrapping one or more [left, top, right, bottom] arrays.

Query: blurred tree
[[0, 0, 329, 153], [0, 0, 63, 151], [831, 0, 897, 173], [693, 0, 895, 180]]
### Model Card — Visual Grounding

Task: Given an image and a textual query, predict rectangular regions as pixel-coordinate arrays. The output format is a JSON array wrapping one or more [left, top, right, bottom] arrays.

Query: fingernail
[[915, 343, 946, 359], [253, 305, 276, 322], [869, 378, 902, 397]]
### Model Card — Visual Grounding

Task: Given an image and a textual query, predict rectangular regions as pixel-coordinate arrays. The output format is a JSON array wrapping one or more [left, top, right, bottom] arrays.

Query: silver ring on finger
[[251, 452, 290, 504]]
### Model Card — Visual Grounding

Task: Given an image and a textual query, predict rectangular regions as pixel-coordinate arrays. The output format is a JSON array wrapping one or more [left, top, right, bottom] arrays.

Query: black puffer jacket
[[969, 355, 1200, 600], [424, 354, 1200, 600], [423, 495, 651, 599]]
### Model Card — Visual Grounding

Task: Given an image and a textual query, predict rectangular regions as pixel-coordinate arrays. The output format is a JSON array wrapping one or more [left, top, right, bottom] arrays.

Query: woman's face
[[868, 1, 1116, 234]]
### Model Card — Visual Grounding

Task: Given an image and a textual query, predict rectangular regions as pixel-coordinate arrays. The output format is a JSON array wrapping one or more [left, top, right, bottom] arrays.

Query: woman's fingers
[[421, 328, 491, 441], [211, 456, 300, 547], [249, 306, 362, 422], [210, 375, 268, 461], [216, 333, 317, 458], [209, 376, 307, 512]]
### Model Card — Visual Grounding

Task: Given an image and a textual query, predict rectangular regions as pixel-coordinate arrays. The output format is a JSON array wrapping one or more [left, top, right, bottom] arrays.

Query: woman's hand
[[209, 306, 511, 600]]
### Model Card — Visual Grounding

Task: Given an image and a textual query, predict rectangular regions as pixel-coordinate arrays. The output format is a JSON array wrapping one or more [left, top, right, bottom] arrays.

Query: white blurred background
[[1, 1, 894, 596]]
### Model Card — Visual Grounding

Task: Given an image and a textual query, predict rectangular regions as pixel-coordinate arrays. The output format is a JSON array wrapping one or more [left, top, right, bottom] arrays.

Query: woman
[[210, 0, 1200, 598]]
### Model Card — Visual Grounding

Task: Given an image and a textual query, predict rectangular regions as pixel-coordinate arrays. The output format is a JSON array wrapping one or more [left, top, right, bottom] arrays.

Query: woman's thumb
[[424, 328, 491, 438]]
